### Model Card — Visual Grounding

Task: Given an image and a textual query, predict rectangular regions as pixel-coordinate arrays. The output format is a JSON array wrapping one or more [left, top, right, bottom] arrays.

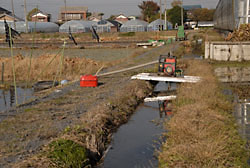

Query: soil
[[0, 42, 173, 167]]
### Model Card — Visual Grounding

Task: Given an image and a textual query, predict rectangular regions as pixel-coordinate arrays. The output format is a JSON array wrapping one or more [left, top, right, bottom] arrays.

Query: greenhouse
[[59, 20, 97, 33], [120, 19, 148, 32], [147, 19, 173, 31], [96, 20, 116, 33], [0, 21, 59, 33]]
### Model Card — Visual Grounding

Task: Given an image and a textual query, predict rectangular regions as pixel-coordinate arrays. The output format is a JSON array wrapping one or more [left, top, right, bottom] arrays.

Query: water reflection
[[0, 87, 35, 112], [235, 98, 250, 140], [158, 100, 173, 118]]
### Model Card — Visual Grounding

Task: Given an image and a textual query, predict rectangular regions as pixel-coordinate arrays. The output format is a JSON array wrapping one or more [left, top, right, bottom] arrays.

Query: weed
[[118, 32, 135, 37], [48, 139, 89, 168]]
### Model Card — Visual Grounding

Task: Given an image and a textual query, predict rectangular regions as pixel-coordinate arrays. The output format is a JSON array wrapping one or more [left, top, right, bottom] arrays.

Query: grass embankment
[[159, 60, 248, 167], [16, 80, 153, 167]]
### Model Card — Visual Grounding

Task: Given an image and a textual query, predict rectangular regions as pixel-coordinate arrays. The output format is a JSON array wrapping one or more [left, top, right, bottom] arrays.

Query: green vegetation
[[48, 139, 89, 168], [118, 32, 135, 37]]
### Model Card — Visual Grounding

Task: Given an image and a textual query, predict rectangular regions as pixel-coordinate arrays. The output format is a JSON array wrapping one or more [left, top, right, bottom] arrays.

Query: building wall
[[60, 11, 87, 21], [0, 15, 15, 21], [31, 16, 48, 22], [214, 0, 250, 31], [205, 41, 250, 61]]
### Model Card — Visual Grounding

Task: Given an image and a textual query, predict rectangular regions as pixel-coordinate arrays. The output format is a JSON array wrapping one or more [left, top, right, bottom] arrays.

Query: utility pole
[[181, 0, 184, 26], [160, 0, 162, 20], [164, 0, 167, 30], [11, 0, 16, 30], [64, 0, 67, 22], [246, 0, 249, 23], [24, 0, 28, 33]]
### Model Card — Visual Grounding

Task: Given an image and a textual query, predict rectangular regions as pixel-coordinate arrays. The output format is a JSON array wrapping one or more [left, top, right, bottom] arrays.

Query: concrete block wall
[[205, 42, 250, 61]]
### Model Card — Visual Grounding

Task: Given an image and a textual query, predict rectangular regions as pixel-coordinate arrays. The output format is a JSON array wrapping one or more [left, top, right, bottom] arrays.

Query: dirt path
[[0, 44, 173, 167]]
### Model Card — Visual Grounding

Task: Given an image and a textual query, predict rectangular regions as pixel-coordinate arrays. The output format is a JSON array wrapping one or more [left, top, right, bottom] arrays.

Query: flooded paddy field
[[215, 65, 250, 143], [0, 86, 34, 112]]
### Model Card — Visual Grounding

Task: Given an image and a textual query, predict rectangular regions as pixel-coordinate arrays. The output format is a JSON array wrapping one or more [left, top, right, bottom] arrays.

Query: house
[[59, 6, 88, 22], [0, 7, 22, 22], [31, 10, 51, 22], [88, 12, 102, 22], [0, 7, 12, 15], [128, 15, 137, 20], [108, 20, 122, 32], [114, 14, 129, 24]]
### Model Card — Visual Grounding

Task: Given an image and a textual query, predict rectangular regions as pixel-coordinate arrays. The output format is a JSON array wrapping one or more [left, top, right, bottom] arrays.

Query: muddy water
[[102, 82, 176, 168], [0, 87, 34, 112]]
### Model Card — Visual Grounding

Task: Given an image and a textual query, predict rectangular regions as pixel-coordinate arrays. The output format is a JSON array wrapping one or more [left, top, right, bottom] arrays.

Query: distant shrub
[[119, 32, 135, 37]]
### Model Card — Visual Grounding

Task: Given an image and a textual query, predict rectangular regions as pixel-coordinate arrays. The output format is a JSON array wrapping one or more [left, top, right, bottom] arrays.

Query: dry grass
[[0, 53, 104, 82], [159, 60, 248, 167]]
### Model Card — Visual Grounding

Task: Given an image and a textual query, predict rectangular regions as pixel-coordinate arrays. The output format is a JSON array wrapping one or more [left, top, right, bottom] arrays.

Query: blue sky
[[0, 0, 219, 21]]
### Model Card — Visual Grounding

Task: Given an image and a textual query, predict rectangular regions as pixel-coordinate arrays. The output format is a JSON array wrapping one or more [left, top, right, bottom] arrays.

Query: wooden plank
[[136, 43, 153, 46], [131, 73, 201, 83], [144, 95, 177, 102]]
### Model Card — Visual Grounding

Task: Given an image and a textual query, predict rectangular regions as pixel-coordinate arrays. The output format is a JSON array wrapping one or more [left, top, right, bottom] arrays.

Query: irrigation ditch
[[0, 40, 173, 167], [0, 30, 250, 167]]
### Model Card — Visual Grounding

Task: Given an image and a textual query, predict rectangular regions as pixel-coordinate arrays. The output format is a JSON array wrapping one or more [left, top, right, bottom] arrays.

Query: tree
[[98, 13, 104, 20], [86, 12, 92, 18], [138, 1, 160, 22], [167, 6, 187, 26], [27, 8, 39, 21], [108, 15, 116, 20], [190, 8, 215, 24], [171, 0, 182, 7]]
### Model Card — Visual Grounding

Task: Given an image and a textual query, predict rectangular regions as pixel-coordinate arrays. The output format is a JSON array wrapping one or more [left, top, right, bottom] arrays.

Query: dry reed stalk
[[0, 54, 102, 82]]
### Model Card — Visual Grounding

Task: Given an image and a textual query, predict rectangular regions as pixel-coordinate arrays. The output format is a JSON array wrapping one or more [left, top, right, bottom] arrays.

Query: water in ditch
[[102, 82, 176, 168], [0, 86, 34, 112], [216, 66, 250, 140]]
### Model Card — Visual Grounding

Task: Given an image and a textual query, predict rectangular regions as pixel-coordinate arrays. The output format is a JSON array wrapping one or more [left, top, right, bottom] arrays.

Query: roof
[[121, 19, 148, 27], [148, 19, 172, 26], [97, 20, 114, 26], [32, 10, 50, 17], [60, 6, 88, 13], [108, 20, 122, 27], [32, 12, 48, 18], [0, 13, 23, 21], [116, 14, 128, 19], [183, 5, 202, 10], [0, 7, 11, 15]]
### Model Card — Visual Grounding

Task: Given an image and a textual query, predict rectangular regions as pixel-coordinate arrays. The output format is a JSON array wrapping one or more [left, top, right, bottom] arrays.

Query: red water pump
[[158, 54, 177, 76]]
